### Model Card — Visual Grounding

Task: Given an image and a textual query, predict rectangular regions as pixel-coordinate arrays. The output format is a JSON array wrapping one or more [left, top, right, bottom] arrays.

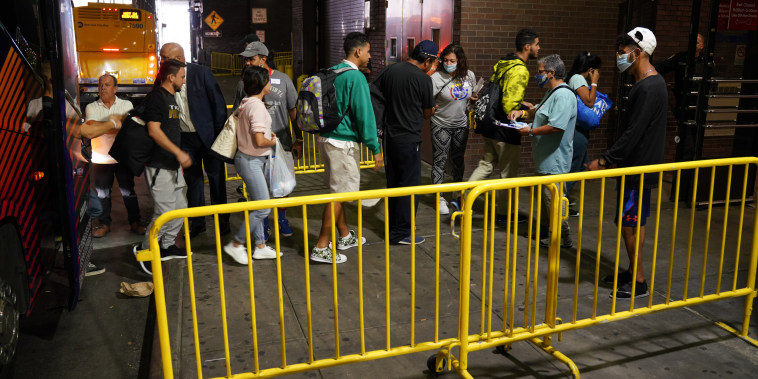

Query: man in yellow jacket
[[467, 29, 540, 224]]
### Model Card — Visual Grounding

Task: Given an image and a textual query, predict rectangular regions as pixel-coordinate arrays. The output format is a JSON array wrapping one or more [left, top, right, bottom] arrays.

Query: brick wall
[[311, 0, 744, 178], [459, 0, 620, 177]]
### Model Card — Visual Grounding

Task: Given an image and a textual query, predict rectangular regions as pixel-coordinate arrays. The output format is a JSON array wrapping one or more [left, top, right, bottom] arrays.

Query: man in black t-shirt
[[374, 40, 437, 245], [587, 27, 668, 300], [133, 59, 193, 276]]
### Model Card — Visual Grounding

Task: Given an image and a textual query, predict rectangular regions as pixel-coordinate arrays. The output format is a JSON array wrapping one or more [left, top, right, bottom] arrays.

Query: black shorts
[[615, 188, 651, 227]]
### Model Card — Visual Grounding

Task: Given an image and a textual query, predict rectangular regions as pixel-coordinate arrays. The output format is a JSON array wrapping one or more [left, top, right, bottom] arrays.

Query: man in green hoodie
[[468, 29, 540, 224], [311, 32, 383, 264]]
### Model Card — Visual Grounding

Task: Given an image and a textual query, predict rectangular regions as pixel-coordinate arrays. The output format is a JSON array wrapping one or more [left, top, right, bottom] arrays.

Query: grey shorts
[[319, 138, 360, 193]]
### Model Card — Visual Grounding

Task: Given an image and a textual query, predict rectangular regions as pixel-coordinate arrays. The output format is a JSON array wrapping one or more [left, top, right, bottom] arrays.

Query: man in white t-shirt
[[85, 74, 145, 238]]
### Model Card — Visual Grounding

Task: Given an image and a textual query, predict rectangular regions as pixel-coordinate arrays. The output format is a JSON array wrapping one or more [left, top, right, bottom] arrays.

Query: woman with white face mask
[[429, 44, 477, 215]]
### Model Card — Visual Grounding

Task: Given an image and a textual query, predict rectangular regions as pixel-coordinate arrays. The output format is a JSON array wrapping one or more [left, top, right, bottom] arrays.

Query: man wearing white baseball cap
[[586, 27, 668, 300]]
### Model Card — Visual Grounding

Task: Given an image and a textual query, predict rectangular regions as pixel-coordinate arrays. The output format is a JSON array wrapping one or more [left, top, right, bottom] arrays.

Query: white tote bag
[[210, 110, 238, 163]]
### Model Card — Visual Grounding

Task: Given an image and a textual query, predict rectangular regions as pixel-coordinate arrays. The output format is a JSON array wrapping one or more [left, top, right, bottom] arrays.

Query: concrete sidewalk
[[154, 164, 758, 378]]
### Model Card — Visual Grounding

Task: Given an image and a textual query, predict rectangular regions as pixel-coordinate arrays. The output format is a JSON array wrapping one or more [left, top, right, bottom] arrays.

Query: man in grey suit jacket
[[159, 43, 229, 237]]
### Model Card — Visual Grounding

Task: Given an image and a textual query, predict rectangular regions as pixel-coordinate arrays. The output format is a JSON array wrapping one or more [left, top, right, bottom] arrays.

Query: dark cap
[[242, 33, 259, 44], [414, 40, 439, 59]]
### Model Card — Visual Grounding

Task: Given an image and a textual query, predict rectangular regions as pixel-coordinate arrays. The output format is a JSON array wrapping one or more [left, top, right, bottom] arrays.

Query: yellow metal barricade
[[141, 157, 758, 378], [210, 52, 235, 76], [435, 157, 758, 378], [139, 181, 487, 378]]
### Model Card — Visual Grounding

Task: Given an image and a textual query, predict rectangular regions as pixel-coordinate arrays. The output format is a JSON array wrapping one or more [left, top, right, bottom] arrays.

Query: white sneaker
[[310, 245, 347, 264], [223, 241, 249, 265], [252, 245, 281, 260], [336, 230, 366, 251], [439, 197, 450, 215]]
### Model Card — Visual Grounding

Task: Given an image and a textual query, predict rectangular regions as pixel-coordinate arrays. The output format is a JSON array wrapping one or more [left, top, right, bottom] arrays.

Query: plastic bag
[[576, 90, 613, 131], [268, 140, 296, 198]]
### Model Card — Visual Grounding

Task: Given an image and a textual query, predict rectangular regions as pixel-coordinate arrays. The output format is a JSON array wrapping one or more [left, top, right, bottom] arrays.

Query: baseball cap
[[627, 27, 657, 56], [239, 41, 269, 57], [414, 40, 439, 60], [242, 33, 259, 44]]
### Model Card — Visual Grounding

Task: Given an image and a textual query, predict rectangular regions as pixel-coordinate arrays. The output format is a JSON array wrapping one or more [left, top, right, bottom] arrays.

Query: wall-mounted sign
[[204, 31, 222, 37], [718, 0, 758, 31], [735, 44, 746, 65], [256, 30, 266, 43], [252, 8, 267, 23], [204, 10, 224, 31]]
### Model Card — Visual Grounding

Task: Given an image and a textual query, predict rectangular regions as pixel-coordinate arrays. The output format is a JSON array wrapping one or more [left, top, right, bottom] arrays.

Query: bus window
[[74, 4, 157, 105]]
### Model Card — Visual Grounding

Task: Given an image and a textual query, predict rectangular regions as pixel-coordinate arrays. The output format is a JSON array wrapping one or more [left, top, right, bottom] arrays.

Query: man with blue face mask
[[512, 54, 576, 250], [586, 27, 668, 299]]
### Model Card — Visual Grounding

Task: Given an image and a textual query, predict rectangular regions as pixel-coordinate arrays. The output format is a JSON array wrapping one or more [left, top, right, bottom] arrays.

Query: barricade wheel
[[495, 344, 511, 355], [426, 354, 445, 375]]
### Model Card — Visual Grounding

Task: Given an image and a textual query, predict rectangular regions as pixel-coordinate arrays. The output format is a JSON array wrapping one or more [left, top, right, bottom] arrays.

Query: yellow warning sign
[[204, 11, 224, 31]]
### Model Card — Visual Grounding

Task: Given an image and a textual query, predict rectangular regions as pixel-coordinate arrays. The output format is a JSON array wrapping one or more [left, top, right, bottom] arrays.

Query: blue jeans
[[565, 129, 589, 194], [234, 153, 270, 245]]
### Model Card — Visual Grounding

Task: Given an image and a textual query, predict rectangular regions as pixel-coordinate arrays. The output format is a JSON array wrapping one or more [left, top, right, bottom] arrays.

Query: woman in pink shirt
[[224, 66, 280, 264]]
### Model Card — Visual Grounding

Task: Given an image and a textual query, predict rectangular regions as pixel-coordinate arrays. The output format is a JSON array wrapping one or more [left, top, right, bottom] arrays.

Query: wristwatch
[[598, 157, 608, 167], [528, 129, 534, 137]]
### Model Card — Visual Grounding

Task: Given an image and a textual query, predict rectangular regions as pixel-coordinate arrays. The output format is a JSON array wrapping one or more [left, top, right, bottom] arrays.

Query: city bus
[[74, 2, 158, 105], [1, 0, 91, 373]]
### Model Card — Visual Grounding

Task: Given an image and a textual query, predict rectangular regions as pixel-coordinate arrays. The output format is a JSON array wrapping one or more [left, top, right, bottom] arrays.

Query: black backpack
[[295, 66, 355, 134], [473, 63, 524, 134], [108, 107, 154, 177]]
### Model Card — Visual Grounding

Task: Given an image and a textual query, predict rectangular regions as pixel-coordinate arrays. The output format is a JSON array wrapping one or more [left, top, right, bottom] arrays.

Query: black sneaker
[[495, 214, 509, 225], [611, 280, 649, 299], [568, 208, 579, 217], [85, 262, 105, 277], [160, 245, 188, 261], [602, 270, 633, 285]]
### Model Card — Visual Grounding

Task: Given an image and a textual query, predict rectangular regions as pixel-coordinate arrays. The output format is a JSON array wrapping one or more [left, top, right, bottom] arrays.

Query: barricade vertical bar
[[358, 200, 366, 355], [611, 176, 626, 312], [301, 204, 314, 364], [667, 170, 682, 304], [572, 181, 585, 323], [700, 167, 717, 298], [151, 223, 174, 378], [486, 190, 497, 341], [732, 166, 750, 292], [502, 188, 513, 333], [480, 192, 490, 336], [216, 213, 233, 377], [184, 219, 203, 378], [329, 202, 340, 358], [457, 186, 477, 373], [384, 197, 391, 351], [592, 177, 606, 319], [241, 210, 260, 374], [648, 174, 664, 308], [435, 193, 441, 343], [543, 184, 560, 342], [684, 168, 700, 301], [716, 165, 733, 294], [410, 194, 416, 347], [526, 187, 539, 329], [272, 207, 287, 367], [630, 176, 645, 311], [742, 177, 758, 337]]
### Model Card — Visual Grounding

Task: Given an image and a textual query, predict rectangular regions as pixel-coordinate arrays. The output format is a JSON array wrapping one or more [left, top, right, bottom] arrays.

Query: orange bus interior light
[[102, 48, 120, 52]]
